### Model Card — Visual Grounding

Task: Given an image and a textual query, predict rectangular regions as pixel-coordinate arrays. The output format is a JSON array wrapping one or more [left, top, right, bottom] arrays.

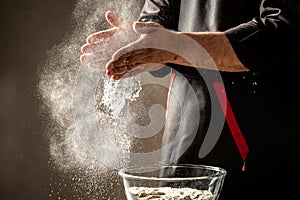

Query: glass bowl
[[119, 164, 227, 200]]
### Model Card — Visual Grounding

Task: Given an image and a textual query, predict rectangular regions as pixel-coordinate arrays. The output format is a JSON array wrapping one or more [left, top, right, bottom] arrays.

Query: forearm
[[168, 32, 249, 72]]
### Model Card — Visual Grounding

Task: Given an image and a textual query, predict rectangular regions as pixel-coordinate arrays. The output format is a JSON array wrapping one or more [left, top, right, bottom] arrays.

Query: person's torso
[[178, 0, 261, 32]]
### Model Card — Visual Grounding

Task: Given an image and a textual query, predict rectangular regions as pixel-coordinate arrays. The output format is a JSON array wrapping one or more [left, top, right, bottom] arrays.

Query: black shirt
[[137, 1, 300, 199]]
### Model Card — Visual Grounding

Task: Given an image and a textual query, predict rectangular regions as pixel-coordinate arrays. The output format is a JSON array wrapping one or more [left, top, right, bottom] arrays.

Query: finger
[[106, 63, 131, 76], [81, 43, 91, 54], [106, 50, 149, 72], [80, 54, 88, 63], [86, 27, 118, 44], [81, 43, 102, 54], [133, 21, 163, 34], [80, 52, 101, 63], [111, 73, 123, 80], [105, 11, 132, 29], [107, 66, 128, 76], [115, 63, 163, 76], [107, 62, 143, 76], [109, 62, 162, 80], [80, 53, 96, 63], [111, 66, 144, 80]]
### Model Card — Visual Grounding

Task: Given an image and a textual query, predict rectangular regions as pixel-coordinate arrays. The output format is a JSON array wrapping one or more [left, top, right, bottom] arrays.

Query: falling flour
[[37, 0, 147, 199], [96, 75, 141, 126]]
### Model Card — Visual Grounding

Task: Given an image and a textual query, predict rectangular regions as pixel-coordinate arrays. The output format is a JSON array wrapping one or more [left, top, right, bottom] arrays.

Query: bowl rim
[[118, 164, 227, 181]]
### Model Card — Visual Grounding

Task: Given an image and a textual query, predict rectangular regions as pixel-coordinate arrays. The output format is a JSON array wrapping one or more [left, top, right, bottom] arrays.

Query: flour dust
[[38, 0, 147, 199]]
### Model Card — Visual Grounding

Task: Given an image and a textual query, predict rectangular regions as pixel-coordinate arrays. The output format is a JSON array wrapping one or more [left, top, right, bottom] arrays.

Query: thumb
[[105, 10, 132, 29], [133, 21, 164, 34]]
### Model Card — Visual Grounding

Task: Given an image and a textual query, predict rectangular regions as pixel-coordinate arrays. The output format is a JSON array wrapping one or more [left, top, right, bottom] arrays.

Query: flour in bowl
[[127, 187, 215, 200]]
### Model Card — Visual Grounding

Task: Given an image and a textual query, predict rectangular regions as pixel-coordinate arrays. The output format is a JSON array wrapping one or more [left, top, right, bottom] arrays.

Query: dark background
[[0, 0, 95, 199], [0, 0, 163, 199]]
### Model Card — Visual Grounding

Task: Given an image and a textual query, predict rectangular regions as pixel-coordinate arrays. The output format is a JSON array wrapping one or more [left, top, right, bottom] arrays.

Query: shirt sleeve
[[138, 0, 181, 30], [225, 0, 300, 72]]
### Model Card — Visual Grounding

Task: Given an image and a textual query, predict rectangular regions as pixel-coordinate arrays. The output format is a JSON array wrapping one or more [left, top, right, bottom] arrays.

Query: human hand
[[105, 22, 190, 80], [80, 11, 139, 71]]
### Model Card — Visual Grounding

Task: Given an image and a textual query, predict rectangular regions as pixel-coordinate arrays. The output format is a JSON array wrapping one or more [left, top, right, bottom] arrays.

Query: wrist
[[182, 32, 248, 72]]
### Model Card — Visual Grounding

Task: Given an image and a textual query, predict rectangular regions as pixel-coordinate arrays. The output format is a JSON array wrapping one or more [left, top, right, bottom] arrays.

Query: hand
[[105, 22, 248, 78], [80, 11, 139, 71], [106, 22, 190, 80]]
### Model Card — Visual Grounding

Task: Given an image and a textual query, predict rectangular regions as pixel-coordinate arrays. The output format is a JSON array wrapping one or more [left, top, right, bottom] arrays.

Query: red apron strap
[[213, 82, 249, 171]]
